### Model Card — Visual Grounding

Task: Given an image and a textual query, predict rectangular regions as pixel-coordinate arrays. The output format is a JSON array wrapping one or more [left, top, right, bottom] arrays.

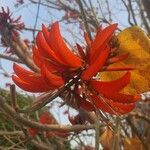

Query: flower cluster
[[12, 22, 141, 115]]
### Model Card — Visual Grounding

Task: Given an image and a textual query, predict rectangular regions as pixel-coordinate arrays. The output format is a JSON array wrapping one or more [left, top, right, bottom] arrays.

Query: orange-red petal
[[76, 43, 86, 60], [80, 100, 95, 111], [108, 53, 129, 64], [33, 46, 67, 73], [49, 22, 82, 68], [95, 25, 103, 39], [90, 72, 131, 94], [13, 63, 33, 75], [41, 65, 64, 88], [43, 58, 67, 73], [90, 94, 135, 114], [90, 24, 117, 62], [103, 92, 141, 103], [90, 94, 116, 114], [81, 45, 110, 80], [41, 24, 51, 46], [36, 31, 66, 66], [84, 32, 92, 47], [12, 75, 51, 92], [32, 46, 42, 68], [13, 64, 52, 88], [78, 95, 95, 111], [13, 63, 43, 83]]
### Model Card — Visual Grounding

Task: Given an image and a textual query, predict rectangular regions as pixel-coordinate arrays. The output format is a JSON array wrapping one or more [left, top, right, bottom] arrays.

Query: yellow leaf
[[118, 26, 150, 55], [100, 26, 150, 94], [118, 26, 150, 92], [99, 128, 114, 150], [123, 138, 144, 150]]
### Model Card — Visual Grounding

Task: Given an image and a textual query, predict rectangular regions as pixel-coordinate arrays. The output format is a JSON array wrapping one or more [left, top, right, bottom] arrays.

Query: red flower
[[12, 22, 141, 115], [27, 127, 38, 138], [39, 112, 54, 124], [27, 112, 70, 138]]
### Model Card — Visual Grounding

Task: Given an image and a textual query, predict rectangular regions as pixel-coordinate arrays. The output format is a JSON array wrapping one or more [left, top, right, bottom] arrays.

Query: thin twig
[[105, 0, 112, 22], [3, 36, 39, 72], [0, 53, 23, 63], [95, 113, 100, 150], [0, 131, 23, 136], [112, 117, 120, 150], [7, 139, 28, 150], [128, 0, 138, 25], [0, 95, 94, 132], [24, 27, 40, 32], [88, 0, 99, 29], [121, 0, 134, 26], [126, 117, 149, 150], [137, 0, 150, 34], [10, 84, 18, 111], [29, 0, 58, 9], [129, 112, 150, 124], [76, 0, 92, 40], [33, 0, 41, 39]]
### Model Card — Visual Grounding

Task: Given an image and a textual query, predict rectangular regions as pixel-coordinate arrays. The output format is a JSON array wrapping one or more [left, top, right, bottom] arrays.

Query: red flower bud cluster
[[28, 112, 70, 138], [0, 7, 24, 40]]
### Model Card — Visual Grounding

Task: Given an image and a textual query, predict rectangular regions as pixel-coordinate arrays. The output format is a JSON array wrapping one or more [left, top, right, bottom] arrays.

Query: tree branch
[[0, 95, 94, 132]]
